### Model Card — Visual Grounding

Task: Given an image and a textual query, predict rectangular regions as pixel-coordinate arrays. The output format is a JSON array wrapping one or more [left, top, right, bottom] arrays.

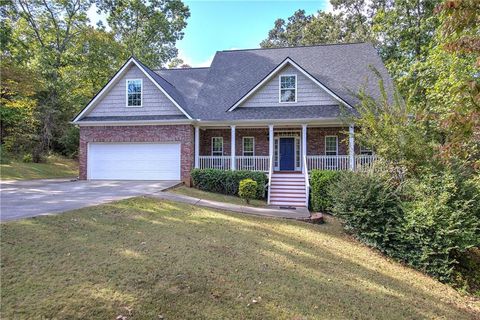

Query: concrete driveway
[[0, 179, 181, 222]]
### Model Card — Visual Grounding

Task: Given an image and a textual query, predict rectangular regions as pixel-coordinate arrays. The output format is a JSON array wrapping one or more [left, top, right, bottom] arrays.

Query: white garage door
[[88, 143, 181, 180]]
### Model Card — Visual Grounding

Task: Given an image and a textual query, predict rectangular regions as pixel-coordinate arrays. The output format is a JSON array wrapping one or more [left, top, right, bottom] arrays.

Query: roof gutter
[[71, 117, 349, 127], [71, 119, 195, 126]]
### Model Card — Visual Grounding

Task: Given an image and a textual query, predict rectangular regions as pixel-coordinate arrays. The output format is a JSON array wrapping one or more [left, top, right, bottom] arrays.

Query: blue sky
[[87, 1, 330, 67]]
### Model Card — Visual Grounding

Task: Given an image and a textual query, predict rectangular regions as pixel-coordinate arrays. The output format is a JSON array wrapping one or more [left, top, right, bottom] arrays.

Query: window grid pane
[[295, 138, 300, 168], [212, 137, 223, 156], [274, 139, 279, 167], [243, 137, 254, 156], [127, 80, 142, 106], [280, 75, 296, 102], [325, 136, 338, 156]]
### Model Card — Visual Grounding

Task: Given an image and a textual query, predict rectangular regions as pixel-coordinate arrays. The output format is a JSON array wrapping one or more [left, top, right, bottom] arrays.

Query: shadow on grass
[[1, 197, 478, 319]]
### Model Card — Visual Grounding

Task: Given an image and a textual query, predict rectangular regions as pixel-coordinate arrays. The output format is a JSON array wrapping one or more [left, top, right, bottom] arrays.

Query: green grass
[[0, 155, 78, 180], [171, 185, 267, 207], [1, 197, 479, 319]]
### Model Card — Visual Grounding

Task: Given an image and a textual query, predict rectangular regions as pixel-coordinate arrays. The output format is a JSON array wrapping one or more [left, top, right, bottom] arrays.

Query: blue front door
[[280, 138, 295, 170]]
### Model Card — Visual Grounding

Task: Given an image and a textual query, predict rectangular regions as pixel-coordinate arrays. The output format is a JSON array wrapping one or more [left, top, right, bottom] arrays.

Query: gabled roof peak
[[227, 56, 352, 112]]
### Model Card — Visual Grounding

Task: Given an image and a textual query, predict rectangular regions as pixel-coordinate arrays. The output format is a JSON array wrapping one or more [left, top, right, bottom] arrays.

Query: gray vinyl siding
[[240, 65, 337, 108], [87, 65, 183, 117]]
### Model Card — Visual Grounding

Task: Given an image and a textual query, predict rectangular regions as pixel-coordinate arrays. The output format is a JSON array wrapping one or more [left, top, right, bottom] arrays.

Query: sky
[[87, 1, 331, 67]]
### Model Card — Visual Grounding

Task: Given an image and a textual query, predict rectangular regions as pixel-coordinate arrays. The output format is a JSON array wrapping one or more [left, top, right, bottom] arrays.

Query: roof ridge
[[221, 42, 368, 53], [132, 57, 179, 87], [156, 67, 210, 71]]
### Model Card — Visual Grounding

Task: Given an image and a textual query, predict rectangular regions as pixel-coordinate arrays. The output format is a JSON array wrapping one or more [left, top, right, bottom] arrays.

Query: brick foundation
[[79, 125, 194, 186]]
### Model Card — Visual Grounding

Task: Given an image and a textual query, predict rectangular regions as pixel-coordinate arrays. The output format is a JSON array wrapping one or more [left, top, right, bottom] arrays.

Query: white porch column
[[230, 125, 236, 170], [349, 123, 355, 171], [302, 124, 307, 173], [194, 126, 200, 169], [269, 124, 274, 170]]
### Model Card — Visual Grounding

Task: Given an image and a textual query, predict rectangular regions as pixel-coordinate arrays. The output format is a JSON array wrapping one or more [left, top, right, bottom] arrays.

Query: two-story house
[[72, 43, 394, 207]]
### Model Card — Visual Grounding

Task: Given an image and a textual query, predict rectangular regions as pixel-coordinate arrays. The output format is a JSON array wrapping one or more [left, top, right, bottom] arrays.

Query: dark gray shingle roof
[[96, 43, 394, 122], [189, 43, 394, 120], [134, 58, 192, 115], [155, 67, 209, 109]]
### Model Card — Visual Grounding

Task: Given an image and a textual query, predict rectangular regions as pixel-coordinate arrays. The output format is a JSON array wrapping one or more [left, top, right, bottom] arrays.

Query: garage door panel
[[88, 143, 181, 180]]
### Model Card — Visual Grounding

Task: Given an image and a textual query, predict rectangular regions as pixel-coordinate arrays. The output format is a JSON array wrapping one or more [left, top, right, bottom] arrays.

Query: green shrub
[[191, 169, 267, 199], [309, 170, 341, 212], [329, 171, 404, 253], [0, 146, 11, 164], [58, 126, 79, 158], [399, 171, 480, 281], [22, 153, 33, 163], [329, 170, 480, 282], [239, 179, 257, 204]]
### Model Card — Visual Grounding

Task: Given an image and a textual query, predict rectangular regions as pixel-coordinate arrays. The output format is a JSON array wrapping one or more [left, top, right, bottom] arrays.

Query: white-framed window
[[279, 74, 297, 103], [243, 137, 254, 156], [360, 144, 374, 155], [274, 138, 279, 168], [295, 137, 301, 168], [325, 136, 338, 156], [126, 79, 142, 107], [211, 137, 223, 156]]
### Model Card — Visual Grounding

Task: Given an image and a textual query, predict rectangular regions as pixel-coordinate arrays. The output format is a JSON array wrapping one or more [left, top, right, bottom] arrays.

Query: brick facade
[[79, 125, 194, 186], [200, 128, 269, 156], [307, 127, 351, 155], [79, 125, 358, 185]]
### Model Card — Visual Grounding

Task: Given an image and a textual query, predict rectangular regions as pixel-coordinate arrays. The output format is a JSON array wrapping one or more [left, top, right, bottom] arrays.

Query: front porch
[[193, 124, 376, 207], [194, 125, 376, 173]]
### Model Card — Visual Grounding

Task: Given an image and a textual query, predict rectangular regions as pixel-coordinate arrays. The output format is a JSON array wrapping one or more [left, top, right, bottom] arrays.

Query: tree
[[260, 3, 375, 48], [96, 0, 190, 68], [260, 10, 312, 48], [373, 0, 442, 101], [2, 0, 190, 159], [8, 0, 92, 157], [429, 0, 480, 167], [0, 60, 42, 156], [302, 11, 371, 44]]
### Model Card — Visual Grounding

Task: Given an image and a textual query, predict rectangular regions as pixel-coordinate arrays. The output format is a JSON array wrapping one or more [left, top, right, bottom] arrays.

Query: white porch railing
[[236, 156, 270, 172], [199, 156, 271, 172], [355, 155, 377, 171], [199, 156, 231, 170], [200, 155, 377, 172], [306, 155, 378, 171], [307, 155, 350, 171]]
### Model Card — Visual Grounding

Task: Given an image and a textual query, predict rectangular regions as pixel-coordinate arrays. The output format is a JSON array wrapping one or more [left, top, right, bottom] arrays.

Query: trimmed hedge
[[191, 169, 267, 199], [309, 170, 340, 212]]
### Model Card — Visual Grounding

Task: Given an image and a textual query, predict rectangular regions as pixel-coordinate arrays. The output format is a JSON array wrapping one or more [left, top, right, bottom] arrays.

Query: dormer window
[[126, 79, 142, 107], [279, 75, 296, 103]]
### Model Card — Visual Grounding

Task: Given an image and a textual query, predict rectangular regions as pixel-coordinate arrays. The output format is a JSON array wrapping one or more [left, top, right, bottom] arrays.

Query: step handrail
[[267, 155, 273, 205], [303, 155, 310, 208]]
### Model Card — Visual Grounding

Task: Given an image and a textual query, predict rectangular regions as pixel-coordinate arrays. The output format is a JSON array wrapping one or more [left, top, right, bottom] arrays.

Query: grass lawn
[[0, 155, 78, 180], [1, 198, 478, 319], [171, 185, 267, 207]]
